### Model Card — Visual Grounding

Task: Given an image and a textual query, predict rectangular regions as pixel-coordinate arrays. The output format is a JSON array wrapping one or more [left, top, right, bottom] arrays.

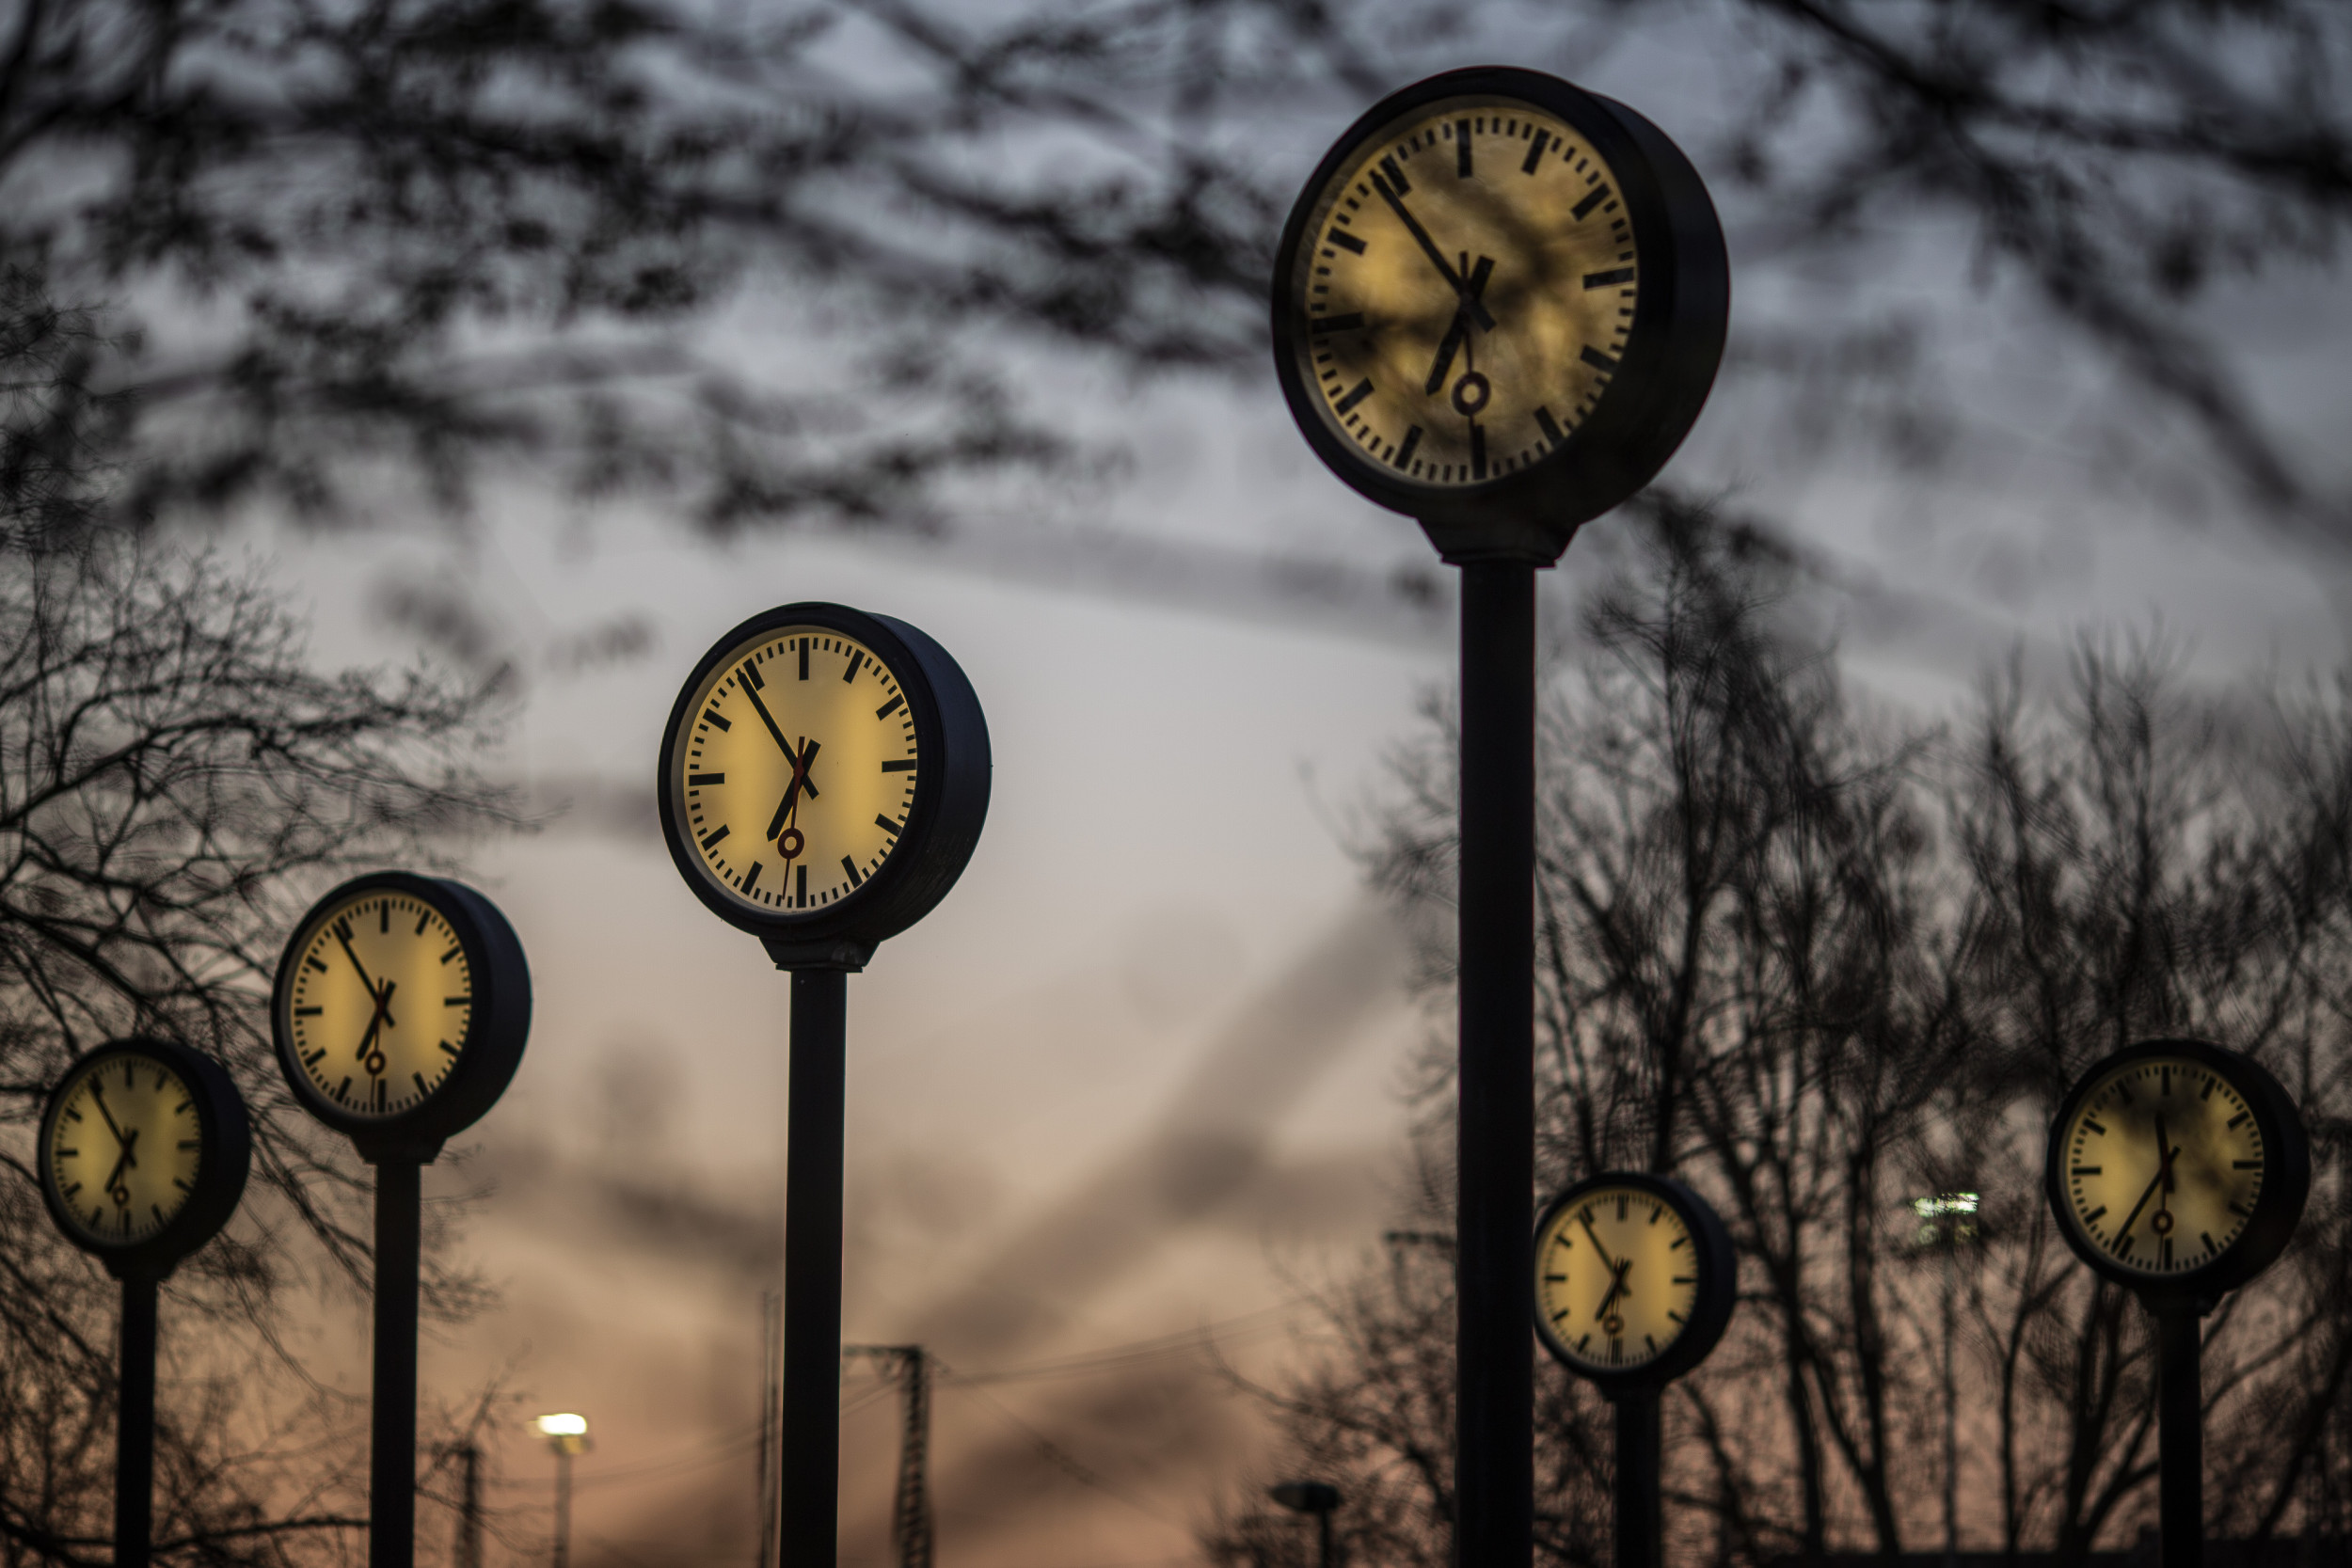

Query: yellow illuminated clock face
[[1535, 1185, 1700, 1372], [283, 890, 474, 1118], [1288, 95, 1639, 486], [2059, 1057, 2265, 1277], [670, 627, 918, 913], [48, 1054, 203, 1244]]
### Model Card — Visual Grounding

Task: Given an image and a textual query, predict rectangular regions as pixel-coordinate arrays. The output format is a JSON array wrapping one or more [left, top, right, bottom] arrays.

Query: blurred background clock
[[273, 871, 531, 1159], [1272, 65, 1728, 562], [1534, 1170, 1734, 1391], [658, 602, 990, 969], [40, 1037, 250, 1278], [2046, 1037, 2308, 1300]]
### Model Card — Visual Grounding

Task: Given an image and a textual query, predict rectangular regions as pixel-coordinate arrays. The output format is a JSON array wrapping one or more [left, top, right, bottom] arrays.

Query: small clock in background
[[273, 871, 531, 1159], [2045, 1037, 2309, 1300], [1271, 65, 1728, 562], [1534, 1170, 1735, 1391], [657, 603, 990, 969], [40, 1037, 251, 1278]]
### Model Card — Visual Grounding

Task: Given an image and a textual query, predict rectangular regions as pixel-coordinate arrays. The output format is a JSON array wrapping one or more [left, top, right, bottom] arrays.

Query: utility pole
[[756, 1292, 782, 1568], [456, 1444, 483, 1568], [846, 1345, 932, 1568]]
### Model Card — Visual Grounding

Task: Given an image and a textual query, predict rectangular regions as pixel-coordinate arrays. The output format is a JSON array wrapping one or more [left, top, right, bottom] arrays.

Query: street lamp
[[532, 1413, 592, 1568], [1909, 1194, 1981, 1568], [1269, 1481, 1342, 1568]]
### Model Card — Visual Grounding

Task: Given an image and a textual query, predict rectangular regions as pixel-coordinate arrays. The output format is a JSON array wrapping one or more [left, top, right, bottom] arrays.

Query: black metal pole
[[1318, 1508, 1335, 1568], [783, 968, 849, 1567], [372, 1159, 421, 1568], [1614, 1390, 1662, 1568], [2155, 1305, 2202, 1568], [117, 1274, 157, 1568], [552, 1448, 574, 1568], [1454, 559, 1537, 1568]]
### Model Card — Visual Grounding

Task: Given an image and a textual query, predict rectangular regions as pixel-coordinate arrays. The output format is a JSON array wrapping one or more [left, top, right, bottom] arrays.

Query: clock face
[[1285, 93, 1639, 489], [668, 626, 919, 916], [282, 888, 476, 1119], [2058, 1055, 2267, 1278], [46, 1053, 203, 1245], [1534, 1183, 1700, 1373]]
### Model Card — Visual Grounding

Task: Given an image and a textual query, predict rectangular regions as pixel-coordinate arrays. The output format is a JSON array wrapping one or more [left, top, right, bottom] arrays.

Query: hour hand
[[1423, 256, 1495, 394], [765, 739, 822, 840]]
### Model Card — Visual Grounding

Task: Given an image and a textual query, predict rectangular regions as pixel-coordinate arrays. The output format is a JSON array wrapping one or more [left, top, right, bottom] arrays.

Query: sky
[[187, 14, 2352, 1568]]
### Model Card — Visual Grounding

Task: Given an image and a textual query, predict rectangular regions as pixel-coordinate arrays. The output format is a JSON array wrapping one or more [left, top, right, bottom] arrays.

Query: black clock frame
[[1271, 65, 1729, 565], [271, 871, 532, 1163], [40, 1037, 253, 1281], [2043, 1037, 2310, 1307], [657, 602, 992, 972], [1533, 1170, 1737, 1396]]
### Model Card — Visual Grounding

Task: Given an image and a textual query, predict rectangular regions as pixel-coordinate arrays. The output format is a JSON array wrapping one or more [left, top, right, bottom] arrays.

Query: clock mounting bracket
[[353, 1132, 450, 1167], [760, 934, 875, 973]]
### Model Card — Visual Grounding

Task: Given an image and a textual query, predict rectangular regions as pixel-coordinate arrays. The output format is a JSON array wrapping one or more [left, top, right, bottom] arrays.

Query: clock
[[1272, 66, 1728, 563], [272, 871, 532, 1159], [2045, 1038, 2309, 1301], [39, 1038, 251, 1279], [658, 602, 991, 969], [1533, 1171, 1735, 1391]]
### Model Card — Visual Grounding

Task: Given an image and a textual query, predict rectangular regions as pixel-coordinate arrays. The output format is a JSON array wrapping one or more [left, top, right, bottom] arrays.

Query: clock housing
[[39, 1037, 252, 1281], [2044, 1037, 2309, 1304], [1272, 66, 1728, 563], [273, 872, 532, 1161], [658, 603, 991, 970], [1533, 1170, 1735, 1394]]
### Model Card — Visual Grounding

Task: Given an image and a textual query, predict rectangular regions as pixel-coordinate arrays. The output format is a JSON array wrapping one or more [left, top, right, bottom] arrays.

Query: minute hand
[[1371, 173, 1497, 331], [740, 678, 797, 762]]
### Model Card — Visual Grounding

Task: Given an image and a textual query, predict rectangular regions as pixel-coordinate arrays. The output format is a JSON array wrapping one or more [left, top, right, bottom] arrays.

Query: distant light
[[1911, 1193, 1979, 1217], [534, 1413, 589, 1438]]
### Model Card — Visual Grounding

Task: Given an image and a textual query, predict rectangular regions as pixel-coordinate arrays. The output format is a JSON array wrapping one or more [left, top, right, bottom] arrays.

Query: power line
[[930, 1363, 1190, 1531], [949, 1303, 1303, 1386]]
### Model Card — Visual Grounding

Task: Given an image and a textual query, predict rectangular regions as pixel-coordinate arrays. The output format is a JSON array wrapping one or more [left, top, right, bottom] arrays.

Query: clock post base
[[782, 967, 849, 1567], [1611, 1388, 1662, 1568], [2154, 1302, 2205, 1568], [371, 1158, 422, 1568], [116, 1275, 157, 1568], [1454, 558, 1536, 1568]]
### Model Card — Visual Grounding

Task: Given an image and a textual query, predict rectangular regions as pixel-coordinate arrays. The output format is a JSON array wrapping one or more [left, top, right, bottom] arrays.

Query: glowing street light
[[532, 1413, 592, 1568]]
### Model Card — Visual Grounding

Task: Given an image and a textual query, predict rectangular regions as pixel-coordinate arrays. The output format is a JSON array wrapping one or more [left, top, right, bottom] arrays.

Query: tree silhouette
[[1209, 502, 2352, 1565], [0, 536, 514, 1561], [3, 0, 2345, 552]]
